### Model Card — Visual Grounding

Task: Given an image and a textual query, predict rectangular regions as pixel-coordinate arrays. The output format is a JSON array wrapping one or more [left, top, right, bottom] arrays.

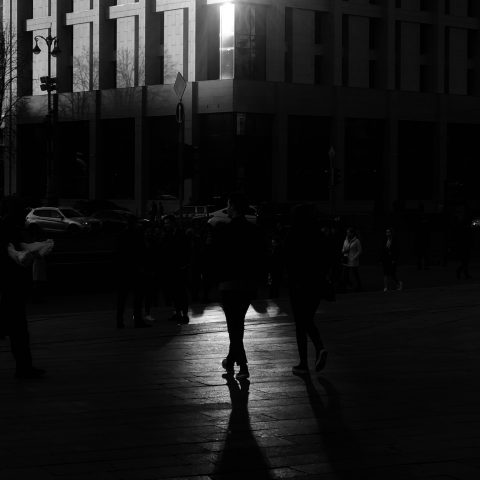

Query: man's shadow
[[297, 373, 368, 479], [212, 375, 273, 479]]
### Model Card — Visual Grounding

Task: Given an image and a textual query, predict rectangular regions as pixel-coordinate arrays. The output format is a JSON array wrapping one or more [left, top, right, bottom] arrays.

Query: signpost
[[174, 72, 187, 218]]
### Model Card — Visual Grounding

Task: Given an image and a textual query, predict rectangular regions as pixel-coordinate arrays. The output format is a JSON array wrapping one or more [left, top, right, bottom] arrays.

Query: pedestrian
[[285, 204, 332, 375], [380, 228, 403, 292], [143, 223, 162, 322], [160, 214, 191, 323], [115, 216, 151, 329], [341, 227, 363, 291], [214, 192, 267, 380], [0, 196, 52, 378]]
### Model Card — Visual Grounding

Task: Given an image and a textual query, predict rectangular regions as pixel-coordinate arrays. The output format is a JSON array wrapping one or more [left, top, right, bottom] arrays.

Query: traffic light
[[40, 76, 57, 92], [333, 167, 342, 185]]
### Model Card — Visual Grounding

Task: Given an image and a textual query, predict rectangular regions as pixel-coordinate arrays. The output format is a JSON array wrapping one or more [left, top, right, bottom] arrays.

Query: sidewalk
[[1, 279, 479, 479]]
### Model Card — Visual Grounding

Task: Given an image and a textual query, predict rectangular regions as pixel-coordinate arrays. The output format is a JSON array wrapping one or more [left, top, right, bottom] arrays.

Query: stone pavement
[[1, 281, 480, 479]]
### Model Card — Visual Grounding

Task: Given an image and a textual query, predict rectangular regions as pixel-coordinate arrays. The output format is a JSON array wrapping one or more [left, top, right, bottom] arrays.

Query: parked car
[[207, 205, 258, 227], [89, 209, 149, 232], [25, 207, 100, 234], [174, 205, 215, 220]]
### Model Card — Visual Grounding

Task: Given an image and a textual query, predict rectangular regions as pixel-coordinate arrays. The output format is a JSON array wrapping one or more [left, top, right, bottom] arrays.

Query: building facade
[[2, 0, 480, 214]]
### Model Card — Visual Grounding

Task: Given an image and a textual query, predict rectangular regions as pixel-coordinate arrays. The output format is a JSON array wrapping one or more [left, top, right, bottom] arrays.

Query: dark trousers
[[289, 283, 323, 364], [1, 293, 33, 372], [221, 290, 252, 366], [342, 266, 362, 291]]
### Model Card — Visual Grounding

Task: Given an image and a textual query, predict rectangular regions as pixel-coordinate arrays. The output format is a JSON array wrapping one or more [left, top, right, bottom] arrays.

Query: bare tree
[[0, 22, 23, 130]]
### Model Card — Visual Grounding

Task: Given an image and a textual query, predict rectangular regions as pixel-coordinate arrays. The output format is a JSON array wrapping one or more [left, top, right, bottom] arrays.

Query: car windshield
[[59, 208, 83, 218]]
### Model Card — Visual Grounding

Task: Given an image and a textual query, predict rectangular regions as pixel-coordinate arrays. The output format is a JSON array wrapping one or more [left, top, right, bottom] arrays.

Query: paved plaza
[[1, 274, 479, 479]]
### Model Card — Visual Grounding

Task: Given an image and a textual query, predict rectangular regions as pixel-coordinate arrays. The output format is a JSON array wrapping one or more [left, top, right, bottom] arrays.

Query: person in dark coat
[[284, 204, 332, 375], [214, 192, 267, 380], [380, 228, 403, 292], [0, 196, 49, 378], [160, 215, 191, 323], [115, 217, 151, 328]]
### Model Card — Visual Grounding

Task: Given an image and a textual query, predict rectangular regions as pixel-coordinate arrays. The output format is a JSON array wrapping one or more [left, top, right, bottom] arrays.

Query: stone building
[[2, 0, 480, 214]]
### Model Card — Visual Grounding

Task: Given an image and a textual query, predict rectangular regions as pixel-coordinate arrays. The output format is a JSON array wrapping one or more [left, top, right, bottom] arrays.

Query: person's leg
[[289, 286, 310, 368], [8, 299, 35, 376], [352, 267, 362, 291], [221, 291, 250, 367]]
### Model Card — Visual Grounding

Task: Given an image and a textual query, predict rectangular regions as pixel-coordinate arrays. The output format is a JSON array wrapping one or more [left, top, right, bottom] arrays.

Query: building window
[[235, 4, 266, 81], [220, 3, 235, 79]]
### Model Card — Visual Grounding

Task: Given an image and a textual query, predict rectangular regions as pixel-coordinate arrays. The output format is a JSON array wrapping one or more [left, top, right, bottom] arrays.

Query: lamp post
[[33, 34, 60, 205]]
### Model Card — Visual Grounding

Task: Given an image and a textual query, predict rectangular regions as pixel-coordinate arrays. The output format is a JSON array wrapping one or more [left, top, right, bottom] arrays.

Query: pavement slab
[[1, 282, 480, 479]]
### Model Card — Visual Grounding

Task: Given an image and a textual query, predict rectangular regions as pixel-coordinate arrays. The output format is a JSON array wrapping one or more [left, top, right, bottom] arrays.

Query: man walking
[[214, 193, 267, 380]]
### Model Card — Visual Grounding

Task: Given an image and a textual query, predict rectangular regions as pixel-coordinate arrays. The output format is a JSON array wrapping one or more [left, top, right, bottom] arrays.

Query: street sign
[[174, 72, 187, 100]]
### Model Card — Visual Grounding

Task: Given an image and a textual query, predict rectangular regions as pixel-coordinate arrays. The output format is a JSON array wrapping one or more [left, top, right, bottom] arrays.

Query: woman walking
[[285, 204, 332, 375], [380, 228, 403, 292], [341, 227, 363, 292]]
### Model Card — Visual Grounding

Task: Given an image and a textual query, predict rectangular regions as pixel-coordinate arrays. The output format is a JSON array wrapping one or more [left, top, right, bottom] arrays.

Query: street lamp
[[33, 34, 60, 205]]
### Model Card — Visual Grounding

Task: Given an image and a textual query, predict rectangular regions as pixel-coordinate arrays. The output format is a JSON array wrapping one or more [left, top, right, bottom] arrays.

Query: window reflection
[[220, 3, 235, 79]]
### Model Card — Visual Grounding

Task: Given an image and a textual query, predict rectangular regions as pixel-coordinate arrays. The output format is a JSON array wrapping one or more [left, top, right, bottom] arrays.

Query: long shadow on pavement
[[299, 374, 369, 480], [211, 375, 273, 479]]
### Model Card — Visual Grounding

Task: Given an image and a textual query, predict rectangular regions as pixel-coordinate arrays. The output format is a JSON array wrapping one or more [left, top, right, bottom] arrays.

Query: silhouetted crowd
[[1, 193, 477, 380]]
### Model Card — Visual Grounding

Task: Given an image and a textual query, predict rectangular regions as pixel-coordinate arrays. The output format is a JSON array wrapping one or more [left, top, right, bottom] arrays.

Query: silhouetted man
[[0, 197, 49, 378], [214, 192, 267, 380]]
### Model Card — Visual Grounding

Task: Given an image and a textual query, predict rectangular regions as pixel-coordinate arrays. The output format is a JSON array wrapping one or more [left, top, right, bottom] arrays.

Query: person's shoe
[[315, 349, 328, 372], [383, 287, 388, 293], [221, 358, 234, 375], [292, 364, 309, 375], [15, 367, 46, 379], [144, 315, 155, 323], [236, 365, 250, 380], [397, 281, 403, 291], [179, 315, 190, 324]]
